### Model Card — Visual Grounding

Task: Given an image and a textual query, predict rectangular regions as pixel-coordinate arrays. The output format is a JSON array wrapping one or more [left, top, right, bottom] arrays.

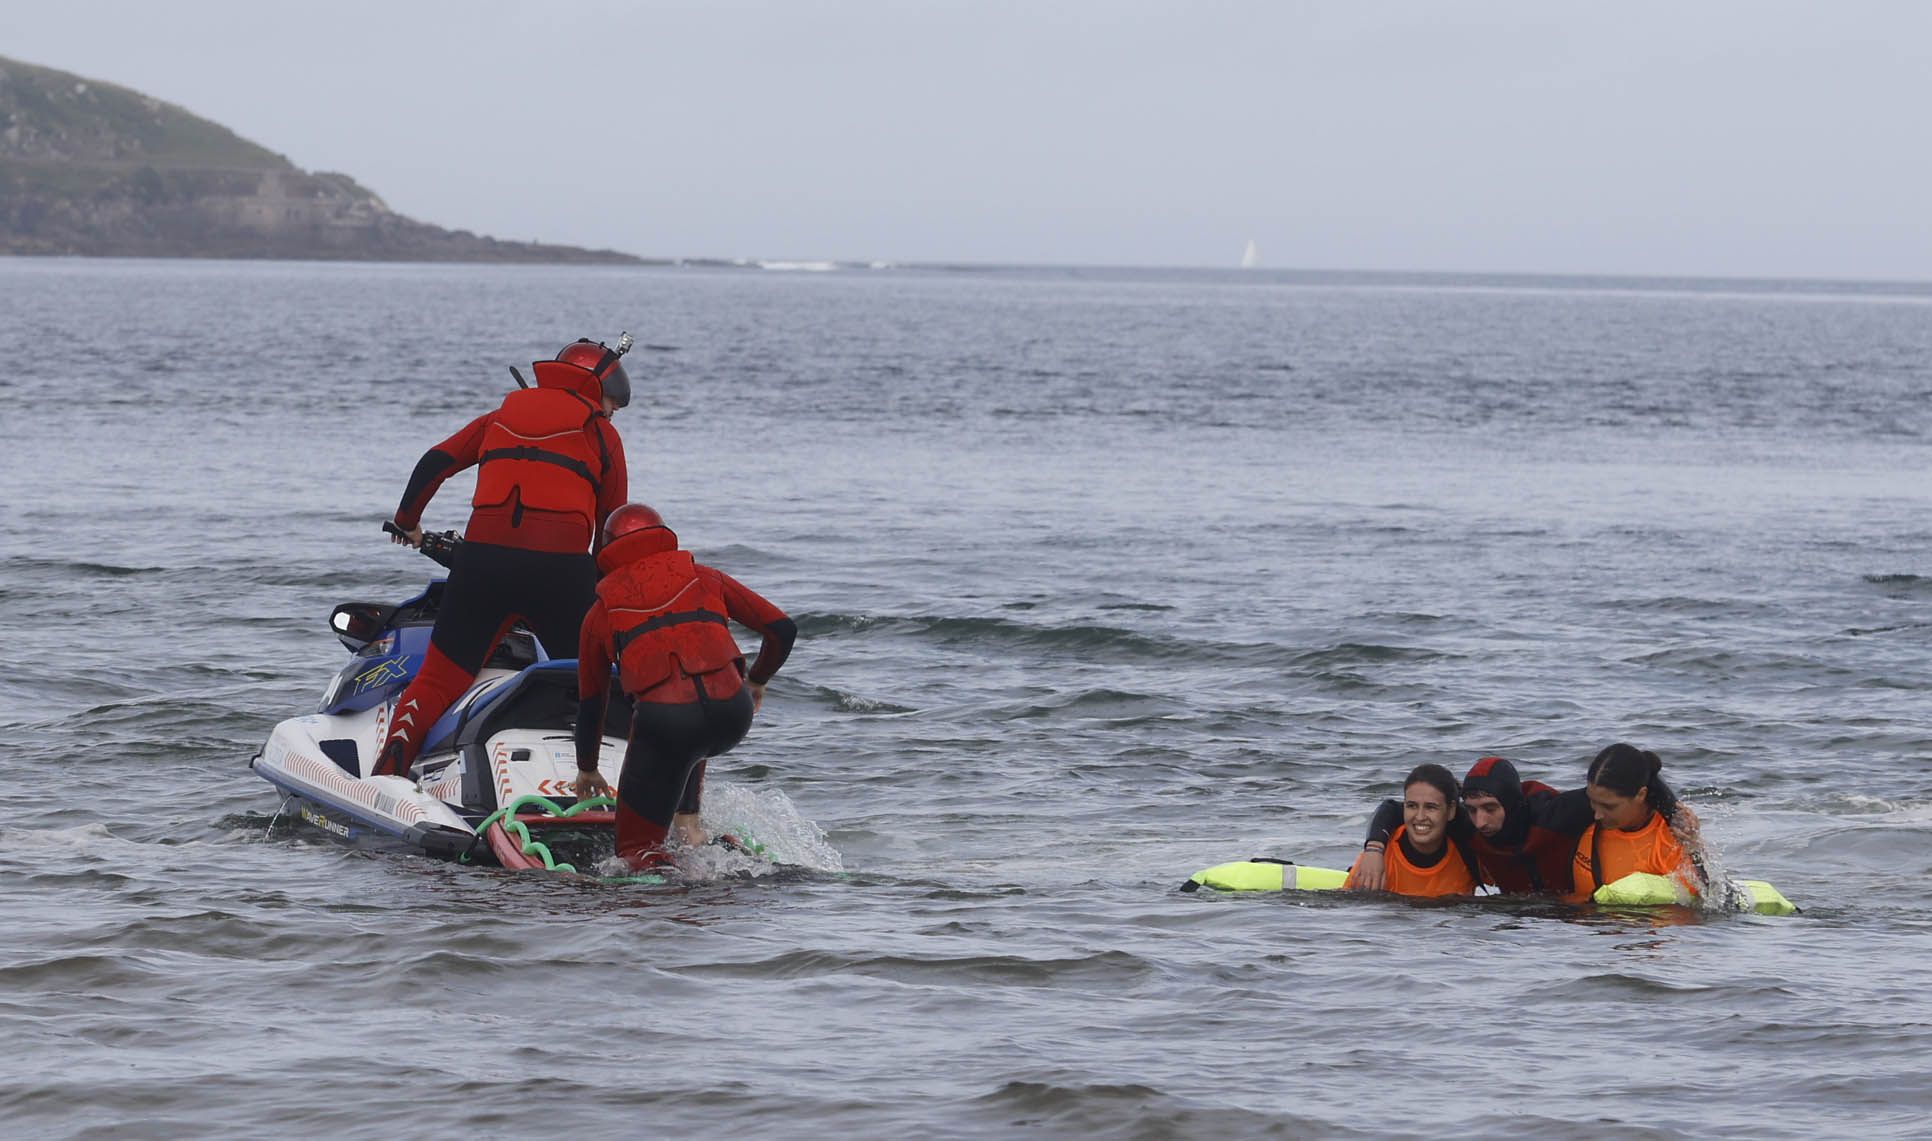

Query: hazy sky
[[5, 1, 1929, 278]]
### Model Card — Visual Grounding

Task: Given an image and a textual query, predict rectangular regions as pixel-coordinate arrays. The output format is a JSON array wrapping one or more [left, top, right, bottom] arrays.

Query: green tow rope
[[462, 794, 616, 873]]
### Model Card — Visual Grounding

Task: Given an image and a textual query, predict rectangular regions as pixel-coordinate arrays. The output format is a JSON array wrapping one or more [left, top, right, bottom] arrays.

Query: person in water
[[1353, 756, 1595, 895], [372, 338, 632, 778], [1343, 764, 1481, 897], [571, 503, 797, 869], [1569, 743, 1707, 903]]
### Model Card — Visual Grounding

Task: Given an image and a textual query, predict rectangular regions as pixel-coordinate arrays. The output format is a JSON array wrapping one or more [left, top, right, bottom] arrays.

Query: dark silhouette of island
[[0, 55, 644, 264]]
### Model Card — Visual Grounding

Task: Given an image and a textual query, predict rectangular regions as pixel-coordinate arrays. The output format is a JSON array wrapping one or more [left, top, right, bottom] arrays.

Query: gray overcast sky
[[5, 1, 1929, 278]]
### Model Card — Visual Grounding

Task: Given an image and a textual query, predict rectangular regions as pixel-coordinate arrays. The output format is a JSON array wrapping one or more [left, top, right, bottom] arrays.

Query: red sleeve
[[592, 419, 629, 549], [573, 599, 615, 770], [707, 567, 796, 684], [395, 412, 493, 530], [712, 568, 788, 632]]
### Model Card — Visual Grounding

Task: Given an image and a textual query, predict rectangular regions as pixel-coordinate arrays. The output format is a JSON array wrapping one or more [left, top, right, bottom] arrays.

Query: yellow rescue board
[[1180, 859, 1349, 893], [1182, 860, 1798, 916]]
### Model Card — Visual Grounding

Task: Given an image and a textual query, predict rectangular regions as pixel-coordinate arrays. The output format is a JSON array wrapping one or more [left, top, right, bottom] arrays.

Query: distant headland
[[0, 55, 644, 264]]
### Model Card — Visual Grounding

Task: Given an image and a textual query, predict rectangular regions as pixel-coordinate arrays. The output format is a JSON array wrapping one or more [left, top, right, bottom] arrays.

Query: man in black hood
[[1460, 756, 1534, 845]]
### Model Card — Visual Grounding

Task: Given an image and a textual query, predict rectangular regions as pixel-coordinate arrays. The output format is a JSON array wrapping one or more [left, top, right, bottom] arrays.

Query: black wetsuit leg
[[516, 550, 598, 662], [424, 543, 594, 667], [377, 543, 598, 776], [613, 687, 753, 859]]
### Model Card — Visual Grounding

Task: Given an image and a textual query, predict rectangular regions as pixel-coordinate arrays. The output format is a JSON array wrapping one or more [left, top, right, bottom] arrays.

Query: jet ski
[[250, 529, 637, 873]]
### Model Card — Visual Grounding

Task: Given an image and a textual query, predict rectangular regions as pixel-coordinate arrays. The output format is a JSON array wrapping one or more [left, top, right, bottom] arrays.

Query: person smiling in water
[[1568, 743, 1707, 903], [1344, 763, 1481, 897]]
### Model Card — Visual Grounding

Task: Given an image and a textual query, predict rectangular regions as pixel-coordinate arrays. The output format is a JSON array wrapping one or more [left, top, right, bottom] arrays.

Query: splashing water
[[701, 782, 844, 873], [585, 782, 845, 881]]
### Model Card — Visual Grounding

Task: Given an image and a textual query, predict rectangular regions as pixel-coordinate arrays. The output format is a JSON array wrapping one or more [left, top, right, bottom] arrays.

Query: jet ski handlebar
[[382, 521, 463, 569]]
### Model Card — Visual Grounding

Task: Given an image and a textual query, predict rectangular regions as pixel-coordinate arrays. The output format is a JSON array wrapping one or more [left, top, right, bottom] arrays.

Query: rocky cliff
[[0, 55, 642, 263]]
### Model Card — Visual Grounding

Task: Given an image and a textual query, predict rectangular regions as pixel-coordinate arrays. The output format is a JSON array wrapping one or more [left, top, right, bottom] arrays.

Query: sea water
[[2, 258, 1930, 1137]]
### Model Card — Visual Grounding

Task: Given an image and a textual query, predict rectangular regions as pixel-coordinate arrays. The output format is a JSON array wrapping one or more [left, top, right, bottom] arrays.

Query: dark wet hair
[[1403, 763, 1460, 809], [1587, 743, 1680, 819]]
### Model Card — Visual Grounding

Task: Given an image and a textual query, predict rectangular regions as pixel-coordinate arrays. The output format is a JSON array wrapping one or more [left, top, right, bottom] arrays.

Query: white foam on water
[[701, 782, 844, 873], [0, 822, 121, 853], [583, 782, 843, 882]]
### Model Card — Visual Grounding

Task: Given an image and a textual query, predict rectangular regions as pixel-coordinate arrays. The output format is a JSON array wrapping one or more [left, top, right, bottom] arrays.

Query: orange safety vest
[[596, 550, 745, 696], [1350, 825, 1479, 898], [1569, 811, 1695, 901]]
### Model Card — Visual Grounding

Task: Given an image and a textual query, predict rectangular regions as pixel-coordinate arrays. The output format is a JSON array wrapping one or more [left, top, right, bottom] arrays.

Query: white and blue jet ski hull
[[250, 569, 632, 864]]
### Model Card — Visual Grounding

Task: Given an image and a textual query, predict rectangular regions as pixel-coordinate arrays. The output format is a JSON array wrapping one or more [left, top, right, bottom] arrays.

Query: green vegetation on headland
[[0, 55, 644, 264]]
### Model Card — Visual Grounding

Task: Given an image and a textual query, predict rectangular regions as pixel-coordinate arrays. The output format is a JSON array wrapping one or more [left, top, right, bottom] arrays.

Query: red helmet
[[556, 338, 631, 409], [602, 502, 669, 546]]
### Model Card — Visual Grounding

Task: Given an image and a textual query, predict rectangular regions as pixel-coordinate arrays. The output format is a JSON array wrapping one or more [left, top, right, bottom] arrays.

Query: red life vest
[[470, 387, 609, 543], [596, 549, 745, 696], [1464, 781, 1583, 895], [1469, 828, 1578, 895]]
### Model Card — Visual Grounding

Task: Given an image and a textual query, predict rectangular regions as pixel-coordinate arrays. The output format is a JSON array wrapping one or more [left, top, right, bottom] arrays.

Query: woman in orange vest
[[1567, 743, 1707, 904], [1345, 764, 1481, 898], [571, 503, 796, 870]]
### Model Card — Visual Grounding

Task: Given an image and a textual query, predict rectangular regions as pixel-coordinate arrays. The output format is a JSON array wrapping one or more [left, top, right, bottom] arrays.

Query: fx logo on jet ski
[[351, 656, 410, 694]]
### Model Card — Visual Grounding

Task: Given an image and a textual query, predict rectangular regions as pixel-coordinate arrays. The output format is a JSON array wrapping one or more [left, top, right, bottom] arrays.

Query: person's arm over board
[[1349, 798, 1404, 891], [1364, 798, 1402, 847]]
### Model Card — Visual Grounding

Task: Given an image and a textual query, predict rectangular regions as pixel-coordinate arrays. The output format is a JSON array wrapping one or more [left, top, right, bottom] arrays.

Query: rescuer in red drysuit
[[570, 504, 796, 869], [372, 338, 631, 778]]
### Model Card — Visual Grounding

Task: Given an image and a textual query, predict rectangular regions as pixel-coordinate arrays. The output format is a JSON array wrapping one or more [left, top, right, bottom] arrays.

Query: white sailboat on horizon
[[1240, 239, 1260, 269]]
